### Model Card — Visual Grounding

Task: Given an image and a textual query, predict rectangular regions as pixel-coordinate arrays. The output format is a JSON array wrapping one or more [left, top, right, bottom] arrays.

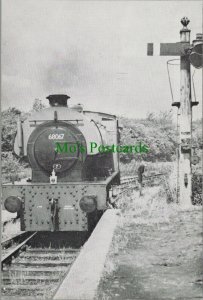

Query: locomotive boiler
[[3, 95, 120, 231]]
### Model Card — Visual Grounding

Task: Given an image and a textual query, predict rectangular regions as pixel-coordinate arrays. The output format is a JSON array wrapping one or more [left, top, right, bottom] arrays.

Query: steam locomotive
[[3, 95, 120, 231]]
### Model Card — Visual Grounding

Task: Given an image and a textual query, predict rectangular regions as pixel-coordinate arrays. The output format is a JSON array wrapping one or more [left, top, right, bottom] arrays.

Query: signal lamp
[[79, 196, 97, 213], [4, 196, 22, 213], [189, 34, 203, 69]]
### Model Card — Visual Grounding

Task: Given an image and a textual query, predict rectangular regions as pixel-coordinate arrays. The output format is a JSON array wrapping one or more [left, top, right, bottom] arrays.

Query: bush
[[192, 174, 202, 205], [119, 111, 177, 163], [1, 108, 21, 152], [1, 100, 46, 153], [1, 152, 28, 182]]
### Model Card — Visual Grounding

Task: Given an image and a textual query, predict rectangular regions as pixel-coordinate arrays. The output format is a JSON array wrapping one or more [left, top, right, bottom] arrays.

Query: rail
[[1, 232, 37, 269]]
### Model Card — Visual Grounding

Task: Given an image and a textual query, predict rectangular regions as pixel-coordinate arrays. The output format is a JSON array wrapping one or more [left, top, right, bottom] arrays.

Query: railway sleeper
[[2, 274, 60, 281], [26, 248, 79, 253], [4, 266, 68, 272], [2, 276, 60, 284], [2, 283, 58, 297], [12, 260, 73, 266], [1, 296, 37, 300], [19, 252, 77, 259], [2, 284, 48, 291]]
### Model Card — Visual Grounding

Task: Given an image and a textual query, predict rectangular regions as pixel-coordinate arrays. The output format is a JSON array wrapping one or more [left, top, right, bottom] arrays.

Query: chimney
[[46, 94, 70, 107]]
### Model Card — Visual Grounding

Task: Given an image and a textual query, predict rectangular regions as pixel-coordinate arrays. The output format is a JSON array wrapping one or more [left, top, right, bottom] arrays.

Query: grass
[[96, 162, 180, 299], [120, 161, 174, 177], [97, 178, 202, 299]]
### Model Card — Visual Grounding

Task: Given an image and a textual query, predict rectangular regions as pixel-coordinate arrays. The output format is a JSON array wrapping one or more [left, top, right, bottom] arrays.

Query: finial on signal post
[[180, 17, 190, 42], [181, 17, 190, 29]]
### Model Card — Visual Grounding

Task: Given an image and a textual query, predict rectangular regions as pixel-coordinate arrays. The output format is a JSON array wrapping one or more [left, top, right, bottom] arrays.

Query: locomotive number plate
[[48, 133, 64, 140]]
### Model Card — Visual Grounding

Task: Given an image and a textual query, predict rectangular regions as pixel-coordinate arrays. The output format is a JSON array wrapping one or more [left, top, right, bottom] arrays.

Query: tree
[[1, 99, 46, 152], [1, 107, 21, 152], [32, 99, 46, 112]]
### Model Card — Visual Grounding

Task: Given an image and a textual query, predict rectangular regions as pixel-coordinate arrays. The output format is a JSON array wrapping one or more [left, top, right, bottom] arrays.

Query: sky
[[2, 0, 202, 119]]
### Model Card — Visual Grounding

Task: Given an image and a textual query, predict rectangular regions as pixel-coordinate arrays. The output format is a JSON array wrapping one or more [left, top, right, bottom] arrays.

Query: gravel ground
[[97, 186, 202, 300]]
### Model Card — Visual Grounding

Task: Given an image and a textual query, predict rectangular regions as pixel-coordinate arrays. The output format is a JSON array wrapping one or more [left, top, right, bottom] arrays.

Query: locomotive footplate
[[2, 181, 109, 231]]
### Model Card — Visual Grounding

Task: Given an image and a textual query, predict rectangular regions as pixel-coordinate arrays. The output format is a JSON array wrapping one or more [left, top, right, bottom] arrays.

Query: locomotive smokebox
[[46, 94, 70, 107]]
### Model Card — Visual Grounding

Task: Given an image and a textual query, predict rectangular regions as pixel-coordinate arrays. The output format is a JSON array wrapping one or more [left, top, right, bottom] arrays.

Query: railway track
[[2, 232, 37, 269], [2, 232, 33, 250], [110, 173, 165, 205], [1, 174, 165, 299], [1, 232, 84, 299]]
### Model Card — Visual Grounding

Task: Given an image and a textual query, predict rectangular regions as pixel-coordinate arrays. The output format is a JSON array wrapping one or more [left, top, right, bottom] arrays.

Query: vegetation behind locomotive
[[3, 95, 121, 231]]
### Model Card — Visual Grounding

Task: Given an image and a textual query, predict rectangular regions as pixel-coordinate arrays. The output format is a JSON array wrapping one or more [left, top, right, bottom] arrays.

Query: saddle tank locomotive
[[3, 95, 120, 231]]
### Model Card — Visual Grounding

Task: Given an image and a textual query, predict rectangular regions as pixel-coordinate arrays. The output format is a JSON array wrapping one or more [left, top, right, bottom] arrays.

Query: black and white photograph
[[1, 1, 202, 299]]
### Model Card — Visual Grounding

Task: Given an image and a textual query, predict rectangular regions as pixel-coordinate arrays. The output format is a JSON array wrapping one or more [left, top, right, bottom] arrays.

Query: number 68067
[[48, 134, 64, 140]]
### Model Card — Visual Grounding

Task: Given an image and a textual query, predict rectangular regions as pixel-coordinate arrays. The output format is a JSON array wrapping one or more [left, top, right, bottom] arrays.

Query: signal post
[[147, 17, 203, 207], [179, 18, 192, 207]]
